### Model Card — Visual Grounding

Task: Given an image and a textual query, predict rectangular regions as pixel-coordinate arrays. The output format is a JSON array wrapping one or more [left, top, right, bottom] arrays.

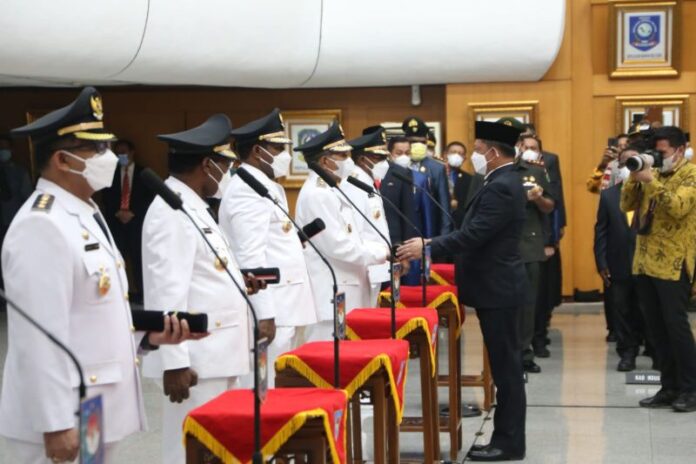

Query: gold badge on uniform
[[419, 166, 426, 173], [450, 198, 459, 209], [215, 256, 229, 271], [373, 209, 381, 220], [282, 220, 292, 233], [98, 266, 111, 296]]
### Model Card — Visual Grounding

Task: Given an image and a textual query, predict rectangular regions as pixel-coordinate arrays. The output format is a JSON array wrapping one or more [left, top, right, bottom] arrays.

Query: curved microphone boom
[[235, 166, 342, 388], [392, 168, 455, 224], [140, 168, 264, 464]]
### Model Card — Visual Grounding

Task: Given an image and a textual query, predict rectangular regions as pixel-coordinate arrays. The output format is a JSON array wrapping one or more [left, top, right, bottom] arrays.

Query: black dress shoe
[[523, 361, 541, 373], [639, 389, 678, 408], [617, 357, 636, 372], [534, 345, 550, 358], [672, 392, 696, 412], [470, 443, 490, 452], [467, 446, 525, 461]]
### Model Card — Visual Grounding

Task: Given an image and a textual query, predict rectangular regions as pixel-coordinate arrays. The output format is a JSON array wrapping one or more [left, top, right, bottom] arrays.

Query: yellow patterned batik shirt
[[620, 160, 696, 282]]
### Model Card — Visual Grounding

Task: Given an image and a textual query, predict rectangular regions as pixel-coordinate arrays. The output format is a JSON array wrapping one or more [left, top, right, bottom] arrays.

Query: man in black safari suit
[[398, 121, 527, 461]]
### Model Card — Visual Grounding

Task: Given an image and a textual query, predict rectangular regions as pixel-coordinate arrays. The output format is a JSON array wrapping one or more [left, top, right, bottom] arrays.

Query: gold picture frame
[[615, 94, 689, 133], [609, 1, 681, 79], [467, 101, 538, 146], [279, 109, 342, 188]]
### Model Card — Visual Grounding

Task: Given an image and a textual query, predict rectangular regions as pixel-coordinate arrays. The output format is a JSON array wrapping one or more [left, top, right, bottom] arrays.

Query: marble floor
[[0, 304, 695, 463]]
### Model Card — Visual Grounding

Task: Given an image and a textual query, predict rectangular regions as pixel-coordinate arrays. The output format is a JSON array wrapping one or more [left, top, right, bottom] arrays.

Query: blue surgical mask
[[117, 154, 129, 166], [0, 149, 11, 163]]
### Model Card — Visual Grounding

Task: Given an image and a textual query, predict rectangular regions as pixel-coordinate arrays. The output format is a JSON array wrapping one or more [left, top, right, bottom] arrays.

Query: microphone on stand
[[308, 163, 400, 337], [392, 168, 455, 225], [299, 218, 326, 246], [140, 168, 265, 464], [234, 167, 342, 388], [346, 174, 429, 307], [0, 288, 86, 409]]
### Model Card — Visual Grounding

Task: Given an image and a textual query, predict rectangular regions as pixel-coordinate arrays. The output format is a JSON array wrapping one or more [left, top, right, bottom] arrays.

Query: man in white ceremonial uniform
[[220, 109, 318, 385], [141, 114, 258, 464], [294, 123, 390, 341], [342, 126, 395, 306], [0, 87, 196, 464]]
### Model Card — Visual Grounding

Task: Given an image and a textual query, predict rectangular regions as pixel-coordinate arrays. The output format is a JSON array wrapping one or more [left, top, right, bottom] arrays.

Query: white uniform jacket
[[295, 172, 389, 321], [219, 164, 318, 327], [141, 177, 249, 379], [0, 179, 146, 444], [342, 168, 392, 305]]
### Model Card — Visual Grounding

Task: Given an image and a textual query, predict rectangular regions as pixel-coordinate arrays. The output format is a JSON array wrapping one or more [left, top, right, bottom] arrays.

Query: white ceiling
[[0, 0, 565, 88]]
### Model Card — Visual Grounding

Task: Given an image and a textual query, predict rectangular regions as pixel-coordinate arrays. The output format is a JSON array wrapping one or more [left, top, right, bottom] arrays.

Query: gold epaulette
[[31, 193, 54, 213]]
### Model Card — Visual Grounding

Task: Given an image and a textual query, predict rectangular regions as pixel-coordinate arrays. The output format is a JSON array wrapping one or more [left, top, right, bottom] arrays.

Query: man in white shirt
[[220, 109, 319, 386], [294, 123, 390, 341], [141, 114, 256, 464]]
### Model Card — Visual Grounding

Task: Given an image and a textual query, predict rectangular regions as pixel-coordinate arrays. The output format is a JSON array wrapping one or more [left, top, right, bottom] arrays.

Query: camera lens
[[626, 156, 642, 172]]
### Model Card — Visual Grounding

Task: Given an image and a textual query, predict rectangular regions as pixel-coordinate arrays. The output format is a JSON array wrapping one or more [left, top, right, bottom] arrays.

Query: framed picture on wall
[[379, 121, 443, 155], [467, 101, 538, 146], [609, 1, 681, 78], [615, 94, 689, 134], [280, 109, 342, 188]]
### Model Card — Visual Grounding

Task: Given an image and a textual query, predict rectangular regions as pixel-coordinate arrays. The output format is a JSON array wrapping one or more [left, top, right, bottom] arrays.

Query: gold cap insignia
[[90, 95, 104, 121], [381, 132, 387, 143], [408, 119, 418, 128], [503, 121, 512, 126]]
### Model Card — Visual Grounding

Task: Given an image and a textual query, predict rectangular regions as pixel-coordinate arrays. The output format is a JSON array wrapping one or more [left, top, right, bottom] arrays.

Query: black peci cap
[[11, 87, 116, 148], [475, 121, 522, 147], [158, 114, 236, 159]]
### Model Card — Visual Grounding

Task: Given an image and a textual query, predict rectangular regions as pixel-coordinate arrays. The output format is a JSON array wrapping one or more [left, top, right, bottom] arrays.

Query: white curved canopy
[[0, 0, 565, 87]]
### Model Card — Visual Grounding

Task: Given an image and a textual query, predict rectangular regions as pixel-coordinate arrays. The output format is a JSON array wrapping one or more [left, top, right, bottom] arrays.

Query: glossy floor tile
[[0, 307, 695, 463]]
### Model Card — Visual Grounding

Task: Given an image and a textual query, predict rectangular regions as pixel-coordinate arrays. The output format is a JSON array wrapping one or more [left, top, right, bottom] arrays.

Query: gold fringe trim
[[346, 315, 437, 377], [276, 352, 408, 423], [183, 394, 349, 464], [429, 270, 449, 286], [379, 290, 462, 337]]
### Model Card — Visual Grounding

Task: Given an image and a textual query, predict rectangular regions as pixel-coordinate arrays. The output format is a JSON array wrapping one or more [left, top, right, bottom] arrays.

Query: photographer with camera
[[587, 134, 628, 194], [620, 126, 696, 413]]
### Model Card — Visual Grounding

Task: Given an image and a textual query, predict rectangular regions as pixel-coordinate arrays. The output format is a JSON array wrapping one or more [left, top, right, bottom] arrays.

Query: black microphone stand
[[0, 288, 86, 413], [235, 167, 342, 388]]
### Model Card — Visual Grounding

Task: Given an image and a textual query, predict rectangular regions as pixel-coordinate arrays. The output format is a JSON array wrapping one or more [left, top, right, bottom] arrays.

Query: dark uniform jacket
[[594, 183, 636, 281], [380, 163, 418, 245], [431, 163, 527, 309], [513, 159, 555, 263], [450, 169, 473, 228], [414, 157, 452, 235]]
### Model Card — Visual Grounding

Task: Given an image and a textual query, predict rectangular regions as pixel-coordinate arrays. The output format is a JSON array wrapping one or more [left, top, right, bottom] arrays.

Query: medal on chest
[[281, 220, 292, 233], [98, 266, 111, 296]]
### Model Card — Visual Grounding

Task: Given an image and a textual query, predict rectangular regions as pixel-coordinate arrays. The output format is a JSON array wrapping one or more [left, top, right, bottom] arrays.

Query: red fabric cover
[[184, 388, 348, 464], [382, 284, 463, 328], [345, 307, 438, 376], [431, 263, 455, 285], [275, 340, 409, 422]]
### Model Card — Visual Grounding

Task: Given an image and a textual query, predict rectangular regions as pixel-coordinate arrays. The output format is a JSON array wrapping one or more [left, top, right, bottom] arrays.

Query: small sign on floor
[[625, 371, 661, 385]]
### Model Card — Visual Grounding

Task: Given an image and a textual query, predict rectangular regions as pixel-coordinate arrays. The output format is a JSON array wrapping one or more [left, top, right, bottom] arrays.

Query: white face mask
[[471, 148, 493, 175], [208, 160, 232, 199], [367, 159, 388, 182], [63, 149, 118, 192], [333, 157, 355, 180], [521, 150, 540, 162], [685, 147, 694, 161], [617, 166, 630, 182], [393, 154, 411, 168], [259, 146, 292, 179], [447, 153, 464, 168]]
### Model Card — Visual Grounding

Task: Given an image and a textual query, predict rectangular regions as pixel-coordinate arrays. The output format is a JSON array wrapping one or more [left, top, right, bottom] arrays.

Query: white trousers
[[159, 377, 238, 464], [239, 325, 308, 388], [304, 320, 335, 342], [4, 438, 116, 464]]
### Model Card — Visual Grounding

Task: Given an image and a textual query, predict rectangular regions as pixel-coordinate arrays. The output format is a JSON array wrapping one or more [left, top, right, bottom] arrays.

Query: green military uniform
[[512, 158, 554, 366]]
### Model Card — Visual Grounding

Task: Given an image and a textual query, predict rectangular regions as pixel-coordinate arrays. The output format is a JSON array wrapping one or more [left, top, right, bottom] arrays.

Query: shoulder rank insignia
[[528, 159, 546, 167], [32, 194, 54, 213], [317, 177, 327, 188]]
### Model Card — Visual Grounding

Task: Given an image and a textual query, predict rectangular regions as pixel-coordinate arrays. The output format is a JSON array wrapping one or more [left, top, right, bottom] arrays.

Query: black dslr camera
[[626, 149, 663, 172]]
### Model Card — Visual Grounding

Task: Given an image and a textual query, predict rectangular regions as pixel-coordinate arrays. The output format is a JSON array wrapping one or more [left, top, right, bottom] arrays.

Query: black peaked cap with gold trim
[[475, 121, 522, 147], [293, 122, 352, 161], [402, 116, 429, 140], [230, 108, 292, 146], [348, 126, 389, 156], [158, 114, 236, 159], [11, 86, 116, 146]]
